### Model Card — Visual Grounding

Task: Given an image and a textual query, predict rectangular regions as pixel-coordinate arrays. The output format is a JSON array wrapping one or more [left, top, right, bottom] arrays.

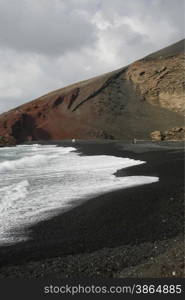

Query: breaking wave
[[0, 144, 159, 245]]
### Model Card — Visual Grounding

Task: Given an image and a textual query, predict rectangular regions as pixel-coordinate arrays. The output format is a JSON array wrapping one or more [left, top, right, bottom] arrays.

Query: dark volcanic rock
[[163, 127, 185, 141], [0, 135, 15, 147], [0, 39, 184, 144], [151, 127, 185, 141]]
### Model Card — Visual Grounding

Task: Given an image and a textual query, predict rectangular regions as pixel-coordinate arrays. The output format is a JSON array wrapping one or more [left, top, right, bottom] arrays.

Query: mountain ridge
[[0, 39, 184, 145]]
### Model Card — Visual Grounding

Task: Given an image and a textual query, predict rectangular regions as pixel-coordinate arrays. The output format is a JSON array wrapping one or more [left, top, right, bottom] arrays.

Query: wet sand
[[0, 141, 184, 278]]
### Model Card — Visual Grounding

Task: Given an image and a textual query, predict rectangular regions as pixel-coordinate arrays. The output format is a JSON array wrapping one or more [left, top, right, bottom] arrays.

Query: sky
[[0, 0, 184, 113]]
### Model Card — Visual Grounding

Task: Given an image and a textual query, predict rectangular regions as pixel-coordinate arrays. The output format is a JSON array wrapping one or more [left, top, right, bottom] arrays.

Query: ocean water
[[0, 144, 159, 245]]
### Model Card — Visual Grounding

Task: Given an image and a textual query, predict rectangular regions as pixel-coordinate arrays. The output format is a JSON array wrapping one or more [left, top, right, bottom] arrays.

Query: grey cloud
[[96, 0, 184, 63], [0, 97, 23, 113], [0, 0, 97, 56], [99, 0, 184, 42]]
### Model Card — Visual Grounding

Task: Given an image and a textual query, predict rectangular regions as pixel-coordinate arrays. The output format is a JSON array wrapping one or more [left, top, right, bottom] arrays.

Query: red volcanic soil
[[0, 39, 184, 144]]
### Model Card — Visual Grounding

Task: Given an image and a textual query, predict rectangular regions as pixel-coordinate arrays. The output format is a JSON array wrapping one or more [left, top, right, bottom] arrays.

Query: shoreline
[[0, 141, 184, 278]]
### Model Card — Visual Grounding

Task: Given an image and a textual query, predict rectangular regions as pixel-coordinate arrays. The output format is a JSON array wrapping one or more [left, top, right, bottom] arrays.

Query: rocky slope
[[151, 127, 185, 141], [0, 39, 184, 144]]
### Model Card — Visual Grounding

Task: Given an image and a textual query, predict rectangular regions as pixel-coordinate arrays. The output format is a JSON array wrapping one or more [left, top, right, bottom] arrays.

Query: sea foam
[[0, 144, 159, 245]]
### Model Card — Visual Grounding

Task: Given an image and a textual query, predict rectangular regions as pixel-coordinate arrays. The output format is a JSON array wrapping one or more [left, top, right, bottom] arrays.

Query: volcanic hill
[[0, 39, 184, 145]]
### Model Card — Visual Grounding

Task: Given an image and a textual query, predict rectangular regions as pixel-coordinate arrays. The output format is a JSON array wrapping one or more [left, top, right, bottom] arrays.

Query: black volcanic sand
[[0, 141, 184, 278]]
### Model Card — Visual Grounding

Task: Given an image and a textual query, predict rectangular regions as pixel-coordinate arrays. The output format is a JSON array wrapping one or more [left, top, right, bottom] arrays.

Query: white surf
[[0, 144, 159, 245]]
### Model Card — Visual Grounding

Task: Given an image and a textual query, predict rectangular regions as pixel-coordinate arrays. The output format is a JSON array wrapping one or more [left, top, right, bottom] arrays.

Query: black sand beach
[[0, 141, 184, 278]]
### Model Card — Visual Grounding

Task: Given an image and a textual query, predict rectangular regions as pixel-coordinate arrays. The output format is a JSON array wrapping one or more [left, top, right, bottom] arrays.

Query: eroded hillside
[[0, 39, 184, 145]]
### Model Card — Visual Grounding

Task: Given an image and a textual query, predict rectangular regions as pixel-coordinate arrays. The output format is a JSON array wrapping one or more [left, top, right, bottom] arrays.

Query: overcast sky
[[0, 0, 184, 113]]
